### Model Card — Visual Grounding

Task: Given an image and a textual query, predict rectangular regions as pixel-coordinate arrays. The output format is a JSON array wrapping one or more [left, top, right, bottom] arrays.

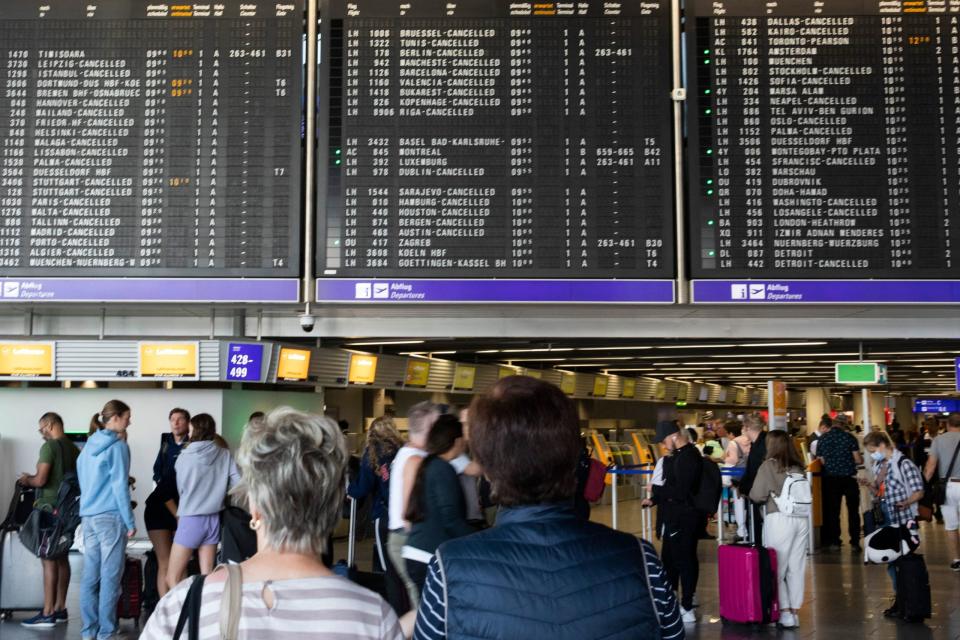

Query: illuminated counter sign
[[560, 373, 577, 396], [405, 359, 431, 388], [621, 378, 636, 399], [277, 348, 312, 382], [348, 354, 378, 385], [0, 342, 55, 379], [592, 376, 609, 397], [452, 365, 477, 392], [223, 343, 270, 383], [139, 343, 198, 379]]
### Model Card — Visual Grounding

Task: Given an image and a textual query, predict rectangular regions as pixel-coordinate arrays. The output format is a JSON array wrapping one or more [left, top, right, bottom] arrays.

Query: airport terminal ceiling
[[304, 337, 960, 396]]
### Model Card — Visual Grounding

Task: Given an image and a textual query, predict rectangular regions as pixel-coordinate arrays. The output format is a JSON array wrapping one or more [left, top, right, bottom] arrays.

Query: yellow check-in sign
[[405, 359, 431, 387], [348, 354, 378, 385], [139, 342, 198, 378], [0, 342, 54, 378], [277, 347, 311, 381]]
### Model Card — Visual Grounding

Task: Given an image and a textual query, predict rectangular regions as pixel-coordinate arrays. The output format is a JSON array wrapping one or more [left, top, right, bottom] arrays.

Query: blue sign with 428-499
[[224, 343, 265, 383]]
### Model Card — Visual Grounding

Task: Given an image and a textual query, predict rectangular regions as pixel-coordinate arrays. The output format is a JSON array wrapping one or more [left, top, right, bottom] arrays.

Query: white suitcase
[[0, 528, 44, 617]]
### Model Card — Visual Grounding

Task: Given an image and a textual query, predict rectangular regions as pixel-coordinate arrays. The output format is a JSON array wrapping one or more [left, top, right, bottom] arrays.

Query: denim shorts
[[173, 514, 221, 548]]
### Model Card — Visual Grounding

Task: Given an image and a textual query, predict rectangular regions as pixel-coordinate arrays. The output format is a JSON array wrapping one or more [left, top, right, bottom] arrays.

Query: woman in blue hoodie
[[77, 399, 135, 640], [166, 413, 240, 589]]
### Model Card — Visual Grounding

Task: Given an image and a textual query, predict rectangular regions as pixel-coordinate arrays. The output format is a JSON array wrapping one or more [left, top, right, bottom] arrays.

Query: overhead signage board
[[0, 1, 303, 280], [676, 384, 689, 402], [835, 362, 887, 385], [524, 369, 542, 380], [316, 0, 677, 302], [685, 0, 960, 287], [914, 398, 960, 414], [276, 347, 312, 382], [768, 380, 787, 431], [138, 342, 198, 380], [592, 376, 609, 398], [347, 354, 378, 385], [0, 342, 55, 379], [404, 359, 431, 388], [621, 378, 636, 399], [222, 342, 271, 383], [452, 365, 477, 392], [560, 374, 577, 396], [956, 357, 960, 392]]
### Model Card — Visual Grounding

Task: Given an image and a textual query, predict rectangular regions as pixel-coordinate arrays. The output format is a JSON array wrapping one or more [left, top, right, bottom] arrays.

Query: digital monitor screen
[[317, 0, 675, 279], [686, 0, 960, 279], [0, 1, 303, 277]]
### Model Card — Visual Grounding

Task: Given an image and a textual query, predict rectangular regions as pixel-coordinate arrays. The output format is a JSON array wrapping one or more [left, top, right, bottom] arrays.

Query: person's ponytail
[[89, 413, 104, 434]]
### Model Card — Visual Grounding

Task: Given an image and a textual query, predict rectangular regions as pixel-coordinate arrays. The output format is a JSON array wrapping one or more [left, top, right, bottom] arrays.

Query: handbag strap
[[219, 564, 243, 640], [173, 574, 206, 640]]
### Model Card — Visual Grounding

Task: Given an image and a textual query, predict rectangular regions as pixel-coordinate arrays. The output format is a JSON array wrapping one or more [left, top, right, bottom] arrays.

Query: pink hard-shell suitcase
[[718, 544, 780, 625]]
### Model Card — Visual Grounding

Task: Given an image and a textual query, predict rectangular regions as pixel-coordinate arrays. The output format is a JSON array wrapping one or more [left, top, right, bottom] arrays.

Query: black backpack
[[692, 457, 722, 514]]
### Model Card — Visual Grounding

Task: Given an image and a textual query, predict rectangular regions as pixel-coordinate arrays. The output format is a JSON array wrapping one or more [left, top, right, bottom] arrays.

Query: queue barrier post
[[807, 470, 816, 555]]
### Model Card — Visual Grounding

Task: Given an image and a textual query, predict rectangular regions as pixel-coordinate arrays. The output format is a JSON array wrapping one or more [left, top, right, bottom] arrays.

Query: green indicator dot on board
[[335, 159, 342, 165], [704, 89, 712, 95], [335, 149, 342, 155], [707, 220, 715, 226], [706, 149, 713, 155], [705, 108, 712, 115], [707, 189, 714, 195], [703, 49, 711, 54], [704, 59, 711, 64], [707, 179, 714, 185], [708, 250, 716, 257]]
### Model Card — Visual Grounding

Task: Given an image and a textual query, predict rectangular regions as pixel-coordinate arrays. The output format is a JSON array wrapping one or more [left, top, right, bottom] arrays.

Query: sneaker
[[883, 602, 900, 618], [950, 559, 960, 572], [53, 609, 68, 624], [778, 611, 798, 629], [21, 611, 57, 629], [680, 607, 697, 624]]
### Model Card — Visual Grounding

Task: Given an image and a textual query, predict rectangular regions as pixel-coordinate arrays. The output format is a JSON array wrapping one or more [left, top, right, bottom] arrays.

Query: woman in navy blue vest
[[412, 376, 685, 640]]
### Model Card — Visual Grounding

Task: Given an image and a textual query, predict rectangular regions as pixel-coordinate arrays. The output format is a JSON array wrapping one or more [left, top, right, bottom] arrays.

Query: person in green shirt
[[18, 412, 81, 628]]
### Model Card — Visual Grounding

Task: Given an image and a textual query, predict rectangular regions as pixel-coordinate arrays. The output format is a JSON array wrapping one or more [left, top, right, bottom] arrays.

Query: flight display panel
[[687, 0, 960, 279], [0, 0, 302, 277], [318, 0, 675, 278]]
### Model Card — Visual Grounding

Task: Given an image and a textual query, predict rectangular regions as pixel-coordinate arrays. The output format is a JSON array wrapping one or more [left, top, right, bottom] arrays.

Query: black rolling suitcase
[[894, 553, 931, 623], [334, 497, 386, 596]]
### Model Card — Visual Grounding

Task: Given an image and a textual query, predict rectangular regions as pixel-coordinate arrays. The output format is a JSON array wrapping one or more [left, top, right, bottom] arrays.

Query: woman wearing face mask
[[861, 430, 925, 617], [402, 414, 475, 596]]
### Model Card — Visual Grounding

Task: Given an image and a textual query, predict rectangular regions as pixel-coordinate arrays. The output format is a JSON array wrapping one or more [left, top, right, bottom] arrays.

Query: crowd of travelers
[[9, 377, 960, 638]]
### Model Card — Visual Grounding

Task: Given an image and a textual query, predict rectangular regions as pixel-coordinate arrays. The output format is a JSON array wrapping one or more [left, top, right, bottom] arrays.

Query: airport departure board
[[318, 0, 674, 278], [688, 0, 960, 279], [0, 1, 302, 277]]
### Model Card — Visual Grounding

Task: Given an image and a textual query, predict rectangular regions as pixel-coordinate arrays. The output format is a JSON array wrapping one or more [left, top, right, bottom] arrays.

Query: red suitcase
[[116, 556, 143, 628], [718, 543, 779, 625]]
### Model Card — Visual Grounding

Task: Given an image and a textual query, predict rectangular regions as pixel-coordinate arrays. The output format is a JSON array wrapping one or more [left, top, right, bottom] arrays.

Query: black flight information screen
[[319, 0, 674, 278], [687, 0, 960, 279], [0, 1, 302, 277]]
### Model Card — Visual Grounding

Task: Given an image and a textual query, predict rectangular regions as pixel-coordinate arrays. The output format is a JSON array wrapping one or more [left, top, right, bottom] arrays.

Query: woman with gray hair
[[141, 407, 404, 640]]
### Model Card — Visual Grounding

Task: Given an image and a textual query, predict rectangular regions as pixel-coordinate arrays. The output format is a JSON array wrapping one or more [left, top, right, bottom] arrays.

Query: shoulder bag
[[928, 440, 960, 506]]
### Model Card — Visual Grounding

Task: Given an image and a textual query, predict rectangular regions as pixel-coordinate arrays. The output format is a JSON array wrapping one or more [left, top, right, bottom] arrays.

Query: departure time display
[[687, 0, 960, 279], [318, 0, 675, 278], [0, 0, 303, 277]]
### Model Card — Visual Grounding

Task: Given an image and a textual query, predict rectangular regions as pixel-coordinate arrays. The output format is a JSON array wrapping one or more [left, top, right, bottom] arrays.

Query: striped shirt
[[413, 538, 684, 640], [140, 574, 404, 640]]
